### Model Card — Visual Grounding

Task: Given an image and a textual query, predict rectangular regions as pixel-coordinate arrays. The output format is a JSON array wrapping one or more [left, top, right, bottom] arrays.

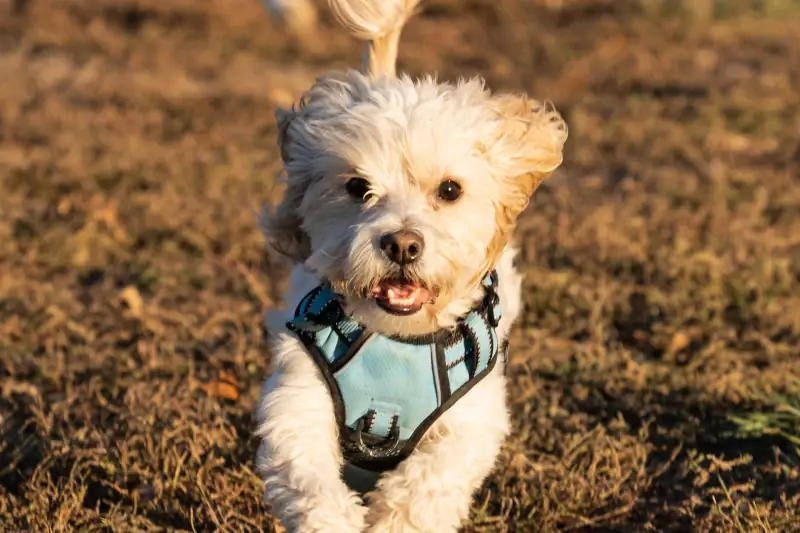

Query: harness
[[286, 271, 507, 473]]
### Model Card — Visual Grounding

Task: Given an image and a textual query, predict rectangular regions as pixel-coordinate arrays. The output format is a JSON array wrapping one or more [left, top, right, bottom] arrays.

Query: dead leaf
[[664, 331, 697, 365], [217, 370, 239, 387], [666, 332, 690, 356], [199, 370, 240, 401], [57, 197, 72, 215], [119, 286, 144, 318], [199, 380, 239, 401]]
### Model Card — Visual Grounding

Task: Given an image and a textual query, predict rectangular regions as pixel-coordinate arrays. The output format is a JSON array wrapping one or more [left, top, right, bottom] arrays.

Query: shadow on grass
[[522, 371, 800, 532]]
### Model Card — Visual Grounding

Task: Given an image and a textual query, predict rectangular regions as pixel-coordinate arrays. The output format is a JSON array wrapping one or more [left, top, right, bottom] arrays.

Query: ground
[[0, 0, 799, 531]]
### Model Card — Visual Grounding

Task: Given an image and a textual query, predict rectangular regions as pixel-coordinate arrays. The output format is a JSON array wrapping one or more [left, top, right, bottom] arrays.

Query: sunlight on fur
[[255, 0, 567, 531]]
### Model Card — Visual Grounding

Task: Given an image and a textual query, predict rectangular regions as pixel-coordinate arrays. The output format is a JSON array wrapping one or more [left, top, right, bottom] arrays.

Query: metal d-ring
[[353, 413, 402, 459]]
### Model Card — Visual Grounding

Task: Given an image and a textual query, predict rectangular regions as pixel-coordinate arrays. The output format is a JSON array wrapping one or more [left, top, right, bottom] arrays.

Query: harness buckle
[[351, 412, 402, 459]]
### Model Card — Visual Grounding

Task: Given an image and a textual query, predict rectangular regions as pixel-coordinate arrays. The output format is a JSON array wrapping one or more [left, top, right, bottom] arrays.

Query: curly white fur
[[254, 0, 567, 531]]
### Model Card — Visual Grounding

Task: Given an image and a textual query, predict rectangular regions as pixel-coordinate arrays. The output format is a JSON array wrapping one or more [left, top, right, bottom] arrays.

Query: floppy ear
[[264, 72, 371, 262], [261, 106, 312, 262], [262, 72, 371, 263], [488, 93, 567, 221], [488, 94, 567, 196], [474, 94, 567, 282]]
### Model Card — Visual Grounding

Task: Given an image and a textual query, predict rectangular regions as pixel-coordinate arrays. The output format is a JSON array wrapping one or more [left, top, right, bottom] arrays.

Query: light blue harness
[[287, 271, 507, 473]]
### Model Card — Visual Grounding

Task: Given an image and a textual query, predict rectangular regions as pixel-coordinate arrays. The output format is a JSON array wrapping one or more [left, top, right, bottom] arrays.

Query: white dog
[[254, 1, 567, 531]]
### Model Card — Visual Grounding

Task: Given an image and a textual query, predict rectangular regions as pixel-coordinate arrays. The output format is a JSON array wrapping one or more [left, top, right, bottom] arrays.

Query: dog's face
[[265, 72, 566, 335]]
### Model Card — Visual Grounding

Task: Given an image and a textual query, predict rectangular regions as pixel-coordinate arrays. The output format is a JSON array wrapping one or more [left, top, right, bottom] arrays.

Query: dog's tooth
[[389, 295, 413, 307]]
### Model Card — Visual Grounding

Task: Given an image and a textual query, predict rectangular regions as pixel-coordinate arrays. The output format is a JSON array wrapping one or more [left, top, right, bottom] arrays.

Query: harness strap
[[433, 342, 451, 404], [287, 271, 504, 472]]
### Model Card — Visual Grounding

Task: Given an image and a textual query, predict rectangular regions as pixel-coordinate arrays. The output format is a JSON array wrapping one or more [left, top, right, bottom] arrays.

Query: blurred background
[[0, 0, 798, 531]]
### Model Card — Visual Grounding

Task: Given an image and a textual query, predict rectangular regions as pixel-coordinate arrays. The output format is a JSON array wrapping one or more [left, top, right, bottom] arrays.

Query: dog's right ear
[[261, 106, 312, 262], [264, 72, 370, 262]]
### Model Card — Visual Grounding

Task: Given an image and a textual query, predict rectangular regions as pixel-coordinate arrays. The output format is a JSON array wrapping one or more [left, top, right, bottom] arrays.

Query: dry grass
[[1, 0, 799, 531]]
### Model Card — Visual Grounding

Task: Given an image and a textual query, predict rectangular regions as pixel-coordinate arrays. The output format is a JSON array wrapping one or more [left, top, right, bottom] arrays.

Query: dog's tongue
[[372, 280, 430, 312]]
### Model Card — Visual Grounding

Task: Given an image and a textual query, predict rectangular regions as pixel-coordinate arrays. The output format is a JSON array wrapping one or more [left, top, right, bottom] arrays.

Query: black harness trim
[[329, 329, 373, 373], [461, 322, 480, 379], [445, 354, 465, 370], [434, 341, 452, 403]]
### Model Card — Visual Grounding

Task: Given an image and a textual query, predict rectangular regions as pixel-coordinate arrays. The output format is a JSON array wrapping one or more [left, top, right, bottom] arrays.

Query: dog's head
[[263, 0, 567, 336]]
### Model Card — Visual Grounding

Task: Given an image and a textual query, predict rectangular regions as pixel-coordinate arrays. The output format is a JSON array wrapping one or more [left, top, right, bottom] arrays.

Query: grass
[[1, 0, 799, 531], [730, 381, 800, 448]]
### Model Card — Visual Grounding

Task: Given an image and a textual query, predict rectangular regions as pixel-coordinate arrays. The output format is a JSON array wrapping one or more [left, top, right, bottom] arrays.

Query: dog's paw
[[365, 520, 453, 533], [288, 513, 365, 533], [365, 510, 458, 533], [365, 518, 425, 533], [288, 501, 367, 533], [266, 481, 367, 533]]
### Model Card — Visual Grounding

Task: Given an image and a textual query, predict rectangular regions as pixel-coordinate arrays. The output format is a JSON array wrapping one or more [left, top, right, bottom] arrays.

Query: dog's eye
[[437, 180, 462, 203], [345, 177, 371, 202]]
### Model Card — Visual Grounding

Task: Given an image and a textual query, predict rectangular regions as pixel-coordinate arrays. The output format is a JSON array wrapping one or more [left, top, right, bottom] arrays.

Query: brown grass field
[[1, 0, 799, 531]]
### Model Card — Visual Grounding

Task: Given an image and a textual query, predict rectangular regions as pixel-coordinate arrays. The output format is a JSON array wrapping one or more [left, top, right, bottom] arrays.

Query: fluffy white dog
[[254, 1, 568, 531]]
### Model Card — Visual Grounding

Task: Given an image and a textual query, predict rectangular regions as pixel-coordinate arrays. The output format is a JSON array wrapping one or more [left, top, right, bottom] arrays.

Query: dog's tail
[[327, 0, 420, 78]]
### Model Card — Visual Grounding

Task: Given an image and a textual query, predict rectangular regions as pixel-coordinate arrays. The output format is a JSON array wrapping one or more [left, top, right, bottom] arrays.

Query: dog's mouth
[[369, 278, 434, 316]]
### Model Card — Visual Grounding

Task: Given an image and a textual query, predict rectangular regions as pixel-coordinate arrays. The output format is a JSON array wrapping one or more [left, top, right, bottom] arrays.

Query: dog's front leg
[[364, 372, 510, 533], [255, 335, 367, 533]]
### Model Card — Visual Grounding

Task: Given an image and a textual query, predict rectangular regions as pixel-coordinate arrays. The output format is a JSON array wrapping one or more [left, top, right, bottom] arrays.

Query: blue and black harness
[[286, 271, 507, 474]]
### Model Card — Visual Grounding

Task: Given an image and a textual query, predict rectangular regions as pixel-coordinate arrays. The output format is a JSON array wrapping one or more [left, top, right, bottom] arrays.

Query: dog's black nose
[[380, 231, 424, 265]]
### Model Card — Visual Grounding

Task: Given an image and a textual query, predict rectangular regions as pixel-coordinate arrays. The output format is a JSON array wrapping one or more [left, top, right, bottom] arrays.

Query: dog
[[254, 1, 568, 531]]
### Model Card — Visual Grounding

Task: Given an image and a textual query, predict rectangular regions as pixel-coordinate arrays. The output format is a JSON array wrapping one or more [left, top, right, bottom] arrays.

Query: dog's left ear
[[482, 94, 567, 223], [485, 94, 567, 200], [473, 95, 567, 282]]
